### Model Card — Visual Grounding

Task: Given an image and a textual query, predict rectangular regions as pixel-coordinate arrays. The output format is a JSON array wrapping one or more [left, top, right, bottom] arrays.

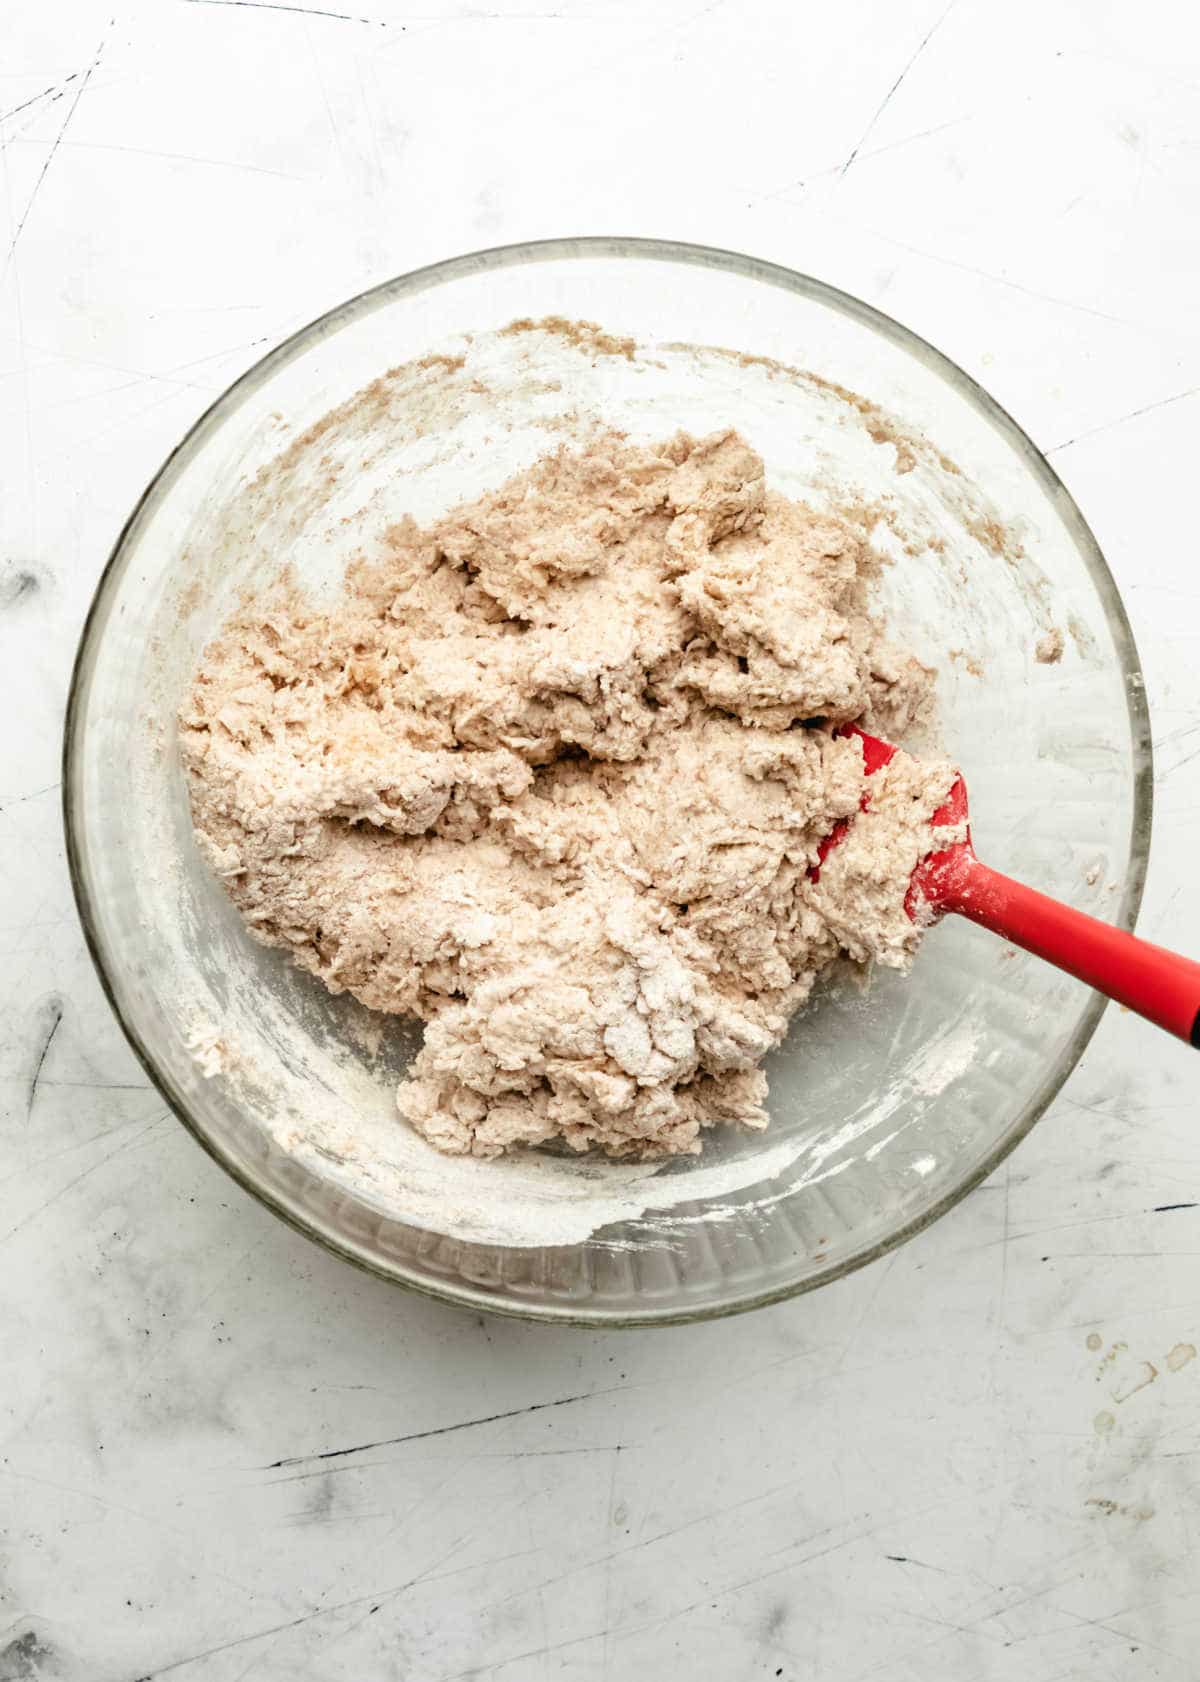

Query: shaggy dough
[[181, 430, 955, 1158]]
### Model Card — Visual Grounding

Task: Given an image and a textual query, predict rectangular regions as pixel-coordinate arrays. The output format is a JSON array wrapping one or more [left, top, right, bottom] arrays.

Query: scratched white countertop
[[3, 2, 1200, 1678]]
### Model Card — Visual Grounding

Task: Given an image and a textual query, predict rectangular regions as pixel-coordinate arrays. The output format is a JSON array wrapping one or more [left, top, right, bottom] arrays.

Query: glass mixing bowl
[[64, 239, 1151, 1325]]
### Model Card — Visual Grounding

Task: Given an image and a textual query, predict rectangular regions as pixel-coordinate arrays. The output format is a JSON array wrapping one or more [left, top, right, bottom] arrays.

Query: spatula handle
[[943, 857, 1200, 1046]]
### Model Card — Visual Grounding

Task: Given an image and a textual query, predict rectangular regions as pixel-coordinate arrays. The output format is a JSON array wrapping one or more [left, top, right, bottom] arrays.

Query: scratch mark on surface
[[181, 0, 387, 22], [377, 6, 582, 18], [1167, 741, 1200, 775], [0, 779, 60, 810], [16, 1078, 148, 1092], [601, 1444, 621, 1679], [262, 1388, 614, 1470], [77, 325, 277, 433], [0, 1113, 170, 1249], [0, 72, 81, 127], [960, 1208, 1139, 1249], [1154, 1202, 1197, 1213], [442, 1497, 969, 1682], [55, 140, 305, 182], [1154, 719, 1200, 749], [861, 227, 1138, 327], [4, 26, 107, 269], [760, 117, 968, 202], [1047, 385, 1200, 455], [839, 0, 958, 178], [1049, 1250, 1200, 1259], [26, 996, 63, 1116], [484, 1481, 962, 1628], [263, 1453, 470, 1486], [315, 1599, 388, 1657], [38, 330, 280, 431], [0, 1108, 165, 1196], [0, 1465, 246, 1596], [302, 17, 348, 187], [130, 1570, 431, 1681], [473, 1445, 622, 1460]]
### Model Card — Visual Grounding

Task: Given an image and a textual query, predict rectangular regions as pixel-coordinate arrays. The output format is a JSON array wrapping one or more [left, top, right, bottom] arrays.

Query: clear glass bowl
[[64, 239, 1151, 1325]]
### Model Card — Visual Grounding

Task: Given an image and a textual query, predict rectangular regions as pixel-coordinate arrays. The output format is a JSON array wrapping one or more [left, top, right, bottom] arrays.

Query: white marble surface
[[3, 1, 1200, 1677]]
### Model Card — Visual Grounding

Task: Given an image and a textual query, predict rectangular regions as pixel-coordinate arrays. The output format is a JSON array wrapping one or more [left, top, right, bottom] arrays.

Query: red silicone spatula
[[817, 725, 1200, 1048]]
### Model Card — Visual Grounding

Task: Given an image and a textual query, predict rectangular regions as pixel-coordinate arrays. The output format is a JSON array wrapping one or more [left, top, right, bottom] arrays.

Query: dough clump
[[182, 430, 954, 1158]]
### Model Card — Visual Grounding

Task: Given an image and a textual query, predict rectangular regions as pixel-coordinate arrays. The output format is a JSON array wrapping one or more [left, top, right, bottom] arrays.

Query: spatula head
[[811, 725, 971, 921]]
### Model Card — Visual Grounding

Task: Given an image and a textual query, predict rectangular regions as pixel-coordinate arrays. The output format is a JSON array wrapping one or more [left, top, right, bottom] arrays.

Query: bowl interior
[[66, 241, 1150, 1323]]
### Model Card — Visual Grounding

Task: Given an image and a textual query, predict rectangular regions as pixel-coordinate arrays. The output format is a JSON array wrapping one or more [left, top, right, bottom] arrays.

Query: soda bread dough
[[181, 430, 955, 1159]]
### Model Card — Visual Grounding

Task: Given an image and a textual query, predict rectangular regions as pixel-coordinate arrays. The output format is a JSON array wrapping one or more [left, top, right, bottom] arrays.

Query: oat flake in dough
[[181, 429, 955, 1159]]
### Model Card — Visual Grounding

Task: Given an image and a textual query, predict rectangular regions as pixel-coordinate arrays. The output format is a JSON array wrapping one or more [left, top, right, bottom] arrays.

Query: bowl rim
[[62, 235, 1154, 1327]]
